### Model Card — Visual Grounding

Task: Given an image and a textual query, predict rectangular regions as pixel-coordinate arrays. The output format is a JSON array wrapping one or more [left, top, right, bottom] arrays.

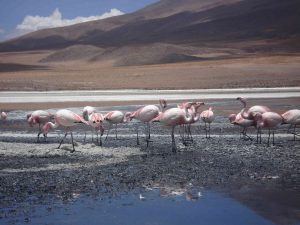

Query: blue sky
[[0, 0, 158, 41]]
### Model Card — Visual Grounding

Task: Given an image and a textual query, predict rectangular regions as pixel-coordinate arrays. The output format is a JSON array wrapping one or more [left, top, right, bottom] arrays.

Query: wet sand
[[0, 98, 300, 224]]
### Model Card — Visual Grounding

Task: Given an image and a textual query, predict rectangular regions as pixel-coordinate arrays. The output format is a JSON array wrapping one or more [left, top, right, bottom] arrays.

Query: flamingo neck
[[123, 112, 132, 122], [43, 121, 59, 134], [159, 99, 167, 112], [184, 105, 193, 123]]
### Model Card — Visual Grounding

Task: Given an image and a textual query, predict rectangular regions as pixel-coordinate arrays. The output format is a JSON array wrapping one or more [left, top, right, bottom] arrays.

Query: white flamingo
[[200, 107, 215, 139], [130, 99, 167, 146], [27, 110, 53, 142], [43, 109, 88, 152]]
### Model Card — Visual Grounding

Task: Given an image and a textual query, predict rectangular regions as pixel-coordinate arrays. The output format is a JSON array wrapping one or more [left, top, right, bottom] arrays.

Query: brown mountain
[[0, 0, 299, 65]]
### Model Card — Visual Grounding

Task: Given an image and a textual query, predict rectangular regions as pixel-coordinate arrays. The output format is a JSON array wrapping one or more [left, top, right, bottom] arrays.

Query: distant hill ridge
[[1, 0, 299, 66]]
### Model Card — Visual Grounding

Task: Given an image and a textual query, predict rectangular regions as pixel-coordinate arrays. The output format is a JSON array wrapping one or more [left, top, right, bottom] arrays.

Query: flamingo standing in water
[[151, 102, 196, 152], [43, 109, 88, 152], [281, 109, 300, 141], [200, 107, 215, 139], [229, 112, 255, 140], [237, 97, 271, 142], [1, 112, 7, 120], [254, 112, 283, 147], [87, 112, 104, 146], [178, 102, 204, 143], [27, 110, 53, 142], [130, 99, 167, 146], [104, 111, 131, 140]]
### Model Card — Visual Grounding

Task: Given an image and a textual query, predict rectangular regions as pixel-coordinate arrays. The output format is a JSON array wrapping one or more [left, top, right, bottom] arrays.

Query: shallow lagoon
[[1, 188, 280, 225]]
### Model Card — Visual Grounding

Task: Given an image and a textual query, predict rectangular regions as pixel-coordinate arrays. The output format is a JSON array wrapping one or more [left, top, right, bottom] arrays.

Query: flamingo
[[43, 109, 88, 152], [254, 112, 283, 147], [229, 112, 255, 140], [281, 109, 300, 141], [237, 97, 271, 142], [178, 102, 205, 143], [82, 106, 96, 142], [1, 112, 7, 120], [129, 99, 167, 146], [87, 112, 104, 146], [237, 97, 271, 120], [27, 110, 53, 142], [151, 102, 196, 152], [103, 111, 131, 140], [200, 107, 215, 139]]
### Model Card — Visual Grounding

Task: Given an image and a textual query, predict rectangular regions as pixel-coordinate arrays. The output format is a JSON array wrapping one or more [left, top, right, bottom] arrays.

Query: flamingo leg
[[146, 123, 153, 148], [208, 123, 211, 139], [105, 124, 112, 140], [83, 132, 87, 143], [58, 132, 68, 149], [115, 124, 118, 139], [287, 124, 293, 133], [244, 128, 252, 141], [267, 128, 271, 147], [99, 133, 102, 146], [257, 127, 262, 144], [37, 123, 41, 143], [148, 123, 151, 140], [70, 132, 75, 152], [188, 125, 193, 142], [240, 128, 244, 139], [204, 123, 208, 138], [171, 127, 176, 153], [96, 132, 102, 146], [272, 130, 275, 145], [136, 125, 140, 145]]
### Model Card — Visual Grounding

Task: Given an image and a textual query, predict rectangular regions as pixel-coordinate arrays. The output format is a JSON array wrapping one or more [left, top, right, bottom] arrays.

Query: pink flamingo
[[43, 109, 88, 152], [178, 102, 204, 143], [254, 112, 283, 147], [200, 107, 215, 139], [27, 110, 53, 142], [229, 111, 255, 140], [237, 97, 271, 142], [1, 112, 7, 120], [237, 97, 271, 120], [151, 102, 196, 152], [281, 109, 300, 141], [87, 112, 104, 146], [82, 106, 96, 121], [103, 111, 131, 140], [130, 99, 167, 145]]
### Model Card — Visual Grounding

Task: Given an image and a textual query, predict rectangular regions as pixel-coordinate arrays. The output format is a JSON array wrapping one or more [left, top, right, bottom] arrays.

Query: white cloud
[[14, 8, 124, 36]]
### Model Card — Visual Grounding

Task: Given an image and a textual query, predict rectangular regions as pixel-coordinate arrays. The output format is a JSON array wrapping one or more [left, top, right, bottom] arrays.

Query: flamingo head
[[228, 114, 237, 123], [32, 116, 40, 124], [1, 112, 7, 120], [124, 112, 132, 122], [236, 97, 247, 107], [42, 123, 51, 135], [159, 99, 167, 109], [27, 116, 34, 127]]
